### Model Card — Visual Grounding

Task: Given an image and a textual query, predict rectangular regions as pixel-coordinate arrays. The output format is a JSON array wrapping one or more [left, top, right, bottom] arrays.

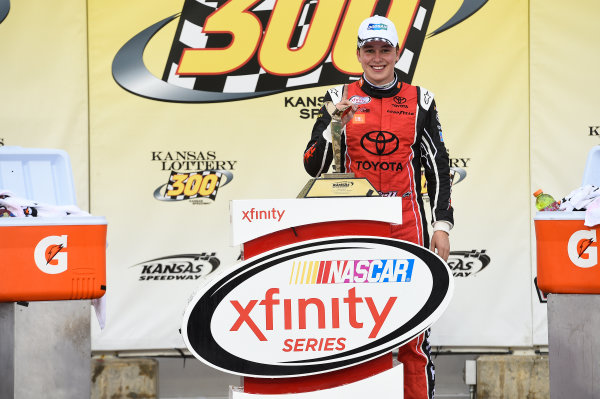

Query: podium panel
[[181, 197, 453, 397], [233, 363, 403, 399]]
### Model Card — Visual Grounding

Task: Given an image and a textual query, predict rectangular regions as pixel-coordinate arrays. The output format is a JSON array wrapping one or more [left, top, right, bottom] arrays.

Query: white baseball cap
[[357, 15, 399, 48]]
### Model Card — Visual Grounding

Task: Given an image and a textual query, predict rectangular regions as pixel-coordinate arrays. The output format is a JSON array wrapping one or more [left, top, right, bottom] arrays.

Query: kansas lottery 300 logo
[[113, 0, 488, 103], [152, 150, 236, 203]]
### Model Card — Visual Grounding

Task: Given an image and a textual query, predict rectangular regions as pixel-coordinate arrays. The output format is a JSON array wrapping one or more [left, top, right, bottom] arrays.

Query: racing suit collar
[[358, 69, 403, 98]]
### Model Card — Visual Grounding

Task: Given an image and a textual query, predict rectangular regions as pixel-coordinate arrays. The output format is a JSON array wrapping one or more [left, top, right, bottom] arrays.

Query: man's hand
[[430, 230, 450, 261], [335, 100, 358, 125]]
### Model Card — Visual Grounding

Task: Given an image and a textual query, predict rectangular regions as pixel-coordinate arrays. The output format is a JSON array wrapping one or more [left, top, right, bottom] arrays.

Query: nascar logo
[[367, 23, 388, 31], [290, 259, 414, 284]]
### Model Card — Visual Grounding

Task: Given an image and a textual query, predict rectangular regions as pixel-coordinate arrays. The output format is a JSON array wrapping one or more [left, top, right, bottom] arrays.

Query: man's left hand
[[430, 230, 450, 261]]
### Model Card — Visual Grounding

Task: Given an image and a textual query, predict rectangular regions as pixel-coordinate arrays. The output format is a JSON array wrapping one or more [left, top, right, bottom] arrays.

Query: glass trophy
[[298, 102, 380, 198]]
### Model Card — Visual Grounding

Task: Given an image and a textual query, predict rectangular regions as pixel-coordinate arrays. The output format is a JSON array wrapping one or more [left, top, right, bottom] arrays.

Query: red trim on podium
[[243, 220, 393, 259], [241, 220, 395, 394], [243, 352, 393, 394]]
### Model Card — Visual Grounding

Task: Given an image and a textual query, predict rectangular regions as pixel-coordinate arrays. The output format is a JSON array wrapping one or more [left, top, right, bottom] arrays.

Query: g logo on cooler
[[34, 235, 68, 274], [567, 229, 598, 268]]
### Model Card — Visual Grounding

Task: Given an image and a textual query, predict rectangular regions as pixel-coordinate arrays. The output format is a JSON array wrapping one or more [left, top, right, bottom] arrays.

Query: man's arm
[[303, 101, 333, 177], [419, 92, 454, 260], [303, 87, 356, 177]]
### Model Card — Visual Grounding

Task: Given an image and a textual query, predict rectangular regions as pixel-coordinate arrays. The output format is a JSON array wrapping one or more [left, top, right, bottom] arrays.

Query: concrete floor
[[157, 353, 477, 399]]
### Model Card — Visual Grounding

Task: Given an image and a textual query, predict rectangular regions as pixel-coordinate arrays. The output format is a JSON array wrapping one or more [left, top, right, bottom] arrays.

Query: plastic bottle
[[533, 189, 560, 211]]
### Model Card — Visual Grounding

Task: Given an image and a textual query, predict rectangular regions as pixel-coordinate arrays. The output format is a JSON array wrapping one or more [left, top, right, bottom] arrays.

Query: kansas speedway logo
[[134, 253, 220, 281], [113, 0, 488, 103], [447, 250, 490, 277]]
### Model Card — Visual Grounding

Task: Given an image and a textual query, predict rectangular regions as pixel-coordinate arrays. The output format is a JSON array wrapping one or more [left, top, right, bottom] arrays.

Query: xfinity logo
[[230, 287, 396, 341], [182, 237, 453, 377], [34, 235, 68, 274], [242, 208, 285, 223]]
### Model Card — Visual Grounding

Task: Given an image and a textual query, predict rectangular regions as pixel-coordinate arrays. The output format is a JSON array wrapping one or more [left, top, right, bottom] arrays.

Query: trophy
[[297, 102, 380, 198]]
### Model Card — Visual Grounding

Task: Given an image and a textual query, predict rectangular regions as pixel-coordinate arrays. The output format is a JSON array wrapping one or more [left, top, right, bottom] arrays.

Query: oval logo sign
[[182, 236, 453, 377]]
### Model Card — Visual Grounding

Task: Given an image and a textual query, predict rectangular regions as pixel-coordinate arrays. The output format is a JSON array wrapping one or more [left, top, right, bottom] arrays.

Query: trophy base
[[297, 174, 380, 198]]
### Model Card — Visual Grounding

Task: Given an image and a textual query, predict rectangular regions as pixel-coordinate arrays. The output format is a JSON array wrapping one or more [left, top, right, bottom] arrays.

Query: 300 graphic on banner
[[167, 172, 220, 198], [176, 0, 417, 76], [154, 170, 233, 202], [113, 0, 485, 102]]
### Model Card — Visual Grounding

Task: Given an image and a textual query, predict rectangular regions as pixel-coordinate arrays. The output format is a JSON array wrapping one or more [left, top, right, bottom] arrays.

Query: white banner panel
[[231, 198, 402, 245]]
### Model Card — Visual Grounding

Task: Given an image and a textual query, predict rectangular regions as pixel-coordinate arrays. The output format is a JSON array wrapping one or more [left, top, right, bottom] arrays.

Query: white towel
[[560, 185, 600, 211], [0, 190, 90, 217], [585, 196, 600, 227]]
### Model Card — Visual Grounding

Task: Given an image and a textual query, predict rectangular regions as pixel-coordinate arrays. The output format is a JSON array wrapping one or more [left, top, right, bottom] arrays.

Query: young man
[[303, 15, 454, 399]]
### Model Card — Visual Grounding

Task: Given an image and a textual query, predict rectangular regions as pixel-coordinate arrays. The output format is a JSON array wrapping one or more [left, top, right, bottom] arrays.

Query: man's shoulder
[[412, 85, 435, 111], [325, 84, 346, 103]]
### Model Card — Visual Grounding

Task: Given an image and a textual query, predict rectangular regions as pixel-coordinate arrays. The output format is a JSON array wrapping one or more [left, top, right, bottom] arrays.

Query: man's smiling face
[[356, 41, 400, 86]]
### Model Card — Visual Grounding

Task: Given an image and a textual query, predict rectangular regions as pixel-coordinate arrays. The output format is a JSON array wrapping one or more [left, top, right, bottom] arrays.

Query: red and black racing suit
[[303, 74, 453, 399]]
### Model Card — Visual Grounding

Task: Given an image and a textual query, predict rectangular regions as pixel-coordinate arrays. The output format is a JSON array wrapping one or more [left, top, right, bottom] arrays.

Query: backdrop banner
[[0, 0, 89, 208], [3, 0, 597, 353], [86, 0, 536, 351]]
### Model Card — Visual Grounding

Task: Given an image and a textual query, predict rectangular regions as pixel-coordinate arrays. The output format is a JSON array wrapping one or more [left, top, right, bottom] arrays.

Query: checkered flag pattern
[[162, 0, 435, 94], [394, 0, 435, 83], [165, 170, 223, 201]]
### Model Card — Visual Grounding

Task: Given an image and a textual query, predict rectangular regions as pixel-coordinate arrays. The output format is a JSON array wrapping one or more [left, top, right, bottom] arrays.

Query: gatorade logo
[[34, 235, 68, 274], [567, 229, 598, 268]]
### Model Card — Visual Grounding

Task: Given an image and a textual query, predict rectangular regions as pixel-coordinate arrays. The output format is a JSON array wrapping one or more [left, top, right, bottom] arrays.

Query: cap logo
[[367, 23, 388, 31]]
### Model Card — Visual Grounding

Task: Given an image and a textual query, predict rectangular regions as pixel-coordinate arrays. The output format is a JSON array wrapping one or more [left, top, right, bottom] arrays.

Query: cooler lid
[[0, 146, 77, 206], [534, 211, 585, 220]]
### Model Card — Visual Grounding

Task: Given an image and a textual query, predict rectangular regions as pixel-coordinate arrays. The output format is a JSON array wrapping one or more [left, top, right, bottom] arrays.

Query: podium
[[231, 197, 403, 397], [181, 196, 452, 399]]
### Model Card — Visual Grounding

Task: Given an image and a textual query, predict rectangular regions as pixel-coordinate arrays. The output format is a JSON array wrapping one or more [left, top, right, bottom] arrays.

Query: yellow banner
[[0, 0, 89, 208]]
